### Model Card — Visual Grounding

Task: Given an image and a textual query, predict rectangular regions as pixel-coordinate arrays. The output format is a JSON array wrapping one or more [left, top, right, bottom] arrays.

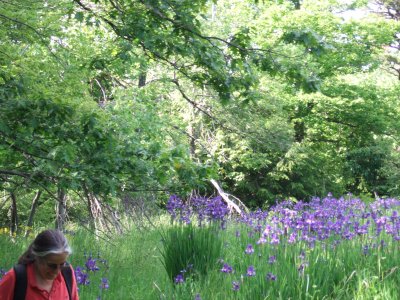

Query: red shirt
[[0, 263, 79, 300]]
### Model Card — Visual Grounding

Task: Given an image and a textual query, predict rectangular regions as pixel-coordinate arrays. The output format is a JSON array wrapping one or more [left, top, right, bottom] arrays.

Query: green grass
[[1, 219, 400, 299]]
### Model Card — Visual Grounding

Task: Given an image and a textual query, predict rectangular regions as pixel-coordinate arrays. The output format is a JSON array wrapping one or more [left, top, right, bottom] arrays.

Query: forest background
[[0, 0, 400, 234]]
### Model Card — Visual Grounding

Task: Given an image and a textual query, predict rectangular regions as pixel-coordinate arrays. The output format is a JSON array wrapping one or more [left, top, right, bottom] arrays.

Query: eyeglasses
[[44, 261, 67, 270]]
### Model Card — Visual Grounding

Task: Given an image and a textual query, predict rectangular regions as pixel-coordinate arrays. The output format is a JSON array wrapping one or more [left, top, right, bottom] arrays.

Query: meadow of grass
[[1, 195, 400, 299]]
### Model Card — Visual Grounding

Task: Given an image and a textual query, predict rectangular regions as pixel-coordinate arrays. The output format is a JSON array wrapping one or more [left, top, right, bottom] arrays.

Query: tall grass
[[160, 223, 224, 284]]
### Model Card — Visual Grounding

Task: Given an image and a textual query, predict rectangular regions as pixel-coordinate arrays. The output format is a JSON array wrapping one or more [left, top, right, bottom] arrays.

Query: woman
[[0, 229, 79, 300]]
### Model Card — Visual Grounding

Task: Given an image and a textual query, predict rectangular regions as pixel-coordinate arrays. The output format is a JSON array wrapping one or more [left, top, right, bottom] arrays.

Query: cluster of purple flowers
[[235, 196, 400, 247], [166, 195, 191, 224], [75, 252, 109, 298], [166, 195, 229, 226], [168, 194, 400, 297], [75, 266, 90, 285]]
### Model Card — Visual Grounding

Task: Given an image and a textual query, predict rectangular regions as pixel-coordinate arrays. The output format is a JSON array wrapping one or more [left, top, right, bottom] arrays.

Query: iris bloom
[[232, 281, 240, 291], [100, 278, 109, 289], [75, 267, 90, 285], [268, 255, 276, 264], [266, 272, 277, 281], [174, 274, 184, 284], [221, 263, 233, 273], [85, 257, 99, 272], [246, 265, 256, 276], [245, 244, 254, 254]]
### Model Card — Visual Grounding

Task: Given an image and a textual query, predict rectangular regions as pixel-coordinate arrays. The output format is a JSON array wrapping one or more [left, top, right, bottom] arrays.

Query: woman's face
[[36, 252, 69, 281]]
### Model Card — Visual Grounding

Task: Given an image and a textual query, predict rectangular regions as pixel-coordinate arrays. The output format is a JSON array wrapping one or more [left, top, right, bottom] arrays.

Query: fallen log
[[210, 179, 249, 215]]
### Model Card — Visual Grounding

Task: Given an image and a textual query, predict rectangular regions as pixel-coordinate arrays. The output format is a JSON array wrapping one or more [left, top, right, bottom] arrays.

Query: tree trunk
[[138, 71, 147, 87], [55, 188, 67, 231], [83, 185, 96, 231], [25, 190, 42, 237], [83, 184, 104, 233], [188, 98, 198, 159], [138, 61, 147, 87], [10, 192, 18, 236]]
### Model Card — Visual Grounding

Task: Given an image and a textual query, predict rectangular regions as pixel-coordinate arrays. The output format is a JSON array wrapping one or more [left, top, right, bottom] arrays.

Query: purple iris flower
[[166, 195, 184, 221], [221, 263, 234, 273], [174, 274, 184, 284], [268, 255, 276, 264], [100, 278, 109, 289], [288, 232, 296, 244], [257, 235, 267, 244], [85, 257, 99, 272], [232, 281, 240, 291], [266, 272, 277, 281], [246, 265, 256, 277], [245, 244, 254, 254], [270, 233, 280, 245], [75, 267, 90, 285]]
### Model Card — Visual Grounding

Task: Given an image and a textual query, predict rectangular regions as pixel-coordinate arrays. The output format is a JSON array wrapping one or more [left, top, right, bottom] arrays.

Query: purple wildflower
[[174, 274, 184, 284], [266, 272, 277, 281], [75, 267, 90, 285], [221, 263, 234, 274], [194, 294, 201, 300], [85, 257, 99, 272], [268, 255, 276, 264], [246, 265, 256, 277], [288, 232, 296, 244], [257, 235, 267, 244], [206, 196, 229, 221], [270, 233, 280, 245], [232, 281, 240, 291], [100, 278, 109, 290], [245, 244, 254, 254], [166, 195, 184, 221]]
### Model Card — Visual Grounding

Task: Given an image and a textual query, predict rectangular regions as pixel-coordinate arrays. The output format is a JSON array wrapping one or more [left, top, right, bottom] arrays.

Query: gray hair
[[18, 229, 71, 264]]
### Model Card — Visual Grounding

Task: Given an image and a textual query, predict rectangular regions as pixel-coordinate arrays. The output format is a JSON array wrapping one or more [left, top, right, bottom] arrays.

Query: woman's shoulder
[[0, 267, 16, 283], [0, 267, 16, 299]]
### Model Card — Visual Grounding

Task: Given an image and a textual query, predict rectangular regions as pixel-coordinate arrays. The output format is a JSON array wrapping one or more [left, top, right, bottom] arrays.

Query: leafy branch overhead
[[0, 0, 399, 231], [72, 0, 273, 102]]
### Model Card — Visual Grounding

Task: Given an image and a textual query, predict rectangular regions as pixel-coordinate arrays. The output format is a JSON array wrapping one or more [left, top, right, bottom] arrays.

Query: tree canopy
[[0, 0, 399, 230]]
